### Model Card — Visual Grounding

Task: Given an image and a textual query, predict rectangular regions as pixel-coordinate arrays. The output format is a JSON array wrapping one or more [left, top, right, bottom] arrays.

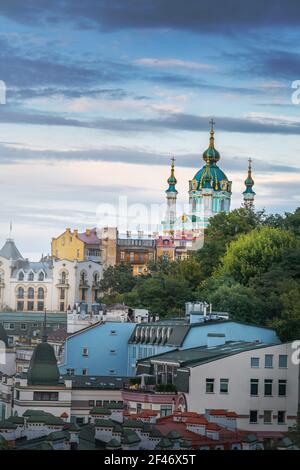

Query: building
[[117, 231, 156, 276], [135, 341, 298, 432], [0, 237, 102, 313], [156, 234, 197, 261], [51, 227, 101, 263], [61, 301, 280, 378], [243, 158, 256, 208]]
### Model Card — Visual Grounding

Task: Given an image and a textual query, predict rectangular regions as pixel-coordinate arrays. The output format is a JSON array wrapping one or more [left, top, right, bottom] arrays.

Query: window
[[4, 322, 14, 330], [18, 272, 24, 281], [88, 400, 95, 407], [120, 251, 125, 261], [38, 272, 45, 281], [110, 349, 117, 355], [66, 369, 75, 376], [60, 302, 65, 312], [279, 355, 288, 368], [137, 403, 142, 413], [278, 411, 286, 424], [15, 390, 20, 400], [220, 378, 229, 394], [28, 287, 34, 299], [20, 323, 27, 331], [17, 287, 24, 299], [28, 272, 34, 281], [27, 301, 34, 311], [33, 392, 59, 401], [82, 368, 88, 376], [110, 330, 117, 336], [37, 301, 44, 311], [250, 379, 259, 396], [249, 410, 258, 423], [265, 354, 273, 368], [82, 348, 89, 357], [38, 287, 44, 300], [109, 369, 116, 375], [96, 400, 103, 407], [206, 378, 214, 393], [251, 357, 259, 368], [264, 379, 273, 396], [160, 405, 172, 417], [263, 410, 272, 424], [17, 301, 24, 311], [278, 380, 287, 396], [60, 288, 65, 300]]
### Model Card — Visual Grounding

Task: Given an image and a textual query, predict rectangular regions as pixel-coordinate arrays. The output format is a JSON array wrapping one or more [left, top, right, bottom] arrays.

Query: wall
[[186, 343, 298, 432], [183, 321, 280, 349], [60, 322, 136, 376]]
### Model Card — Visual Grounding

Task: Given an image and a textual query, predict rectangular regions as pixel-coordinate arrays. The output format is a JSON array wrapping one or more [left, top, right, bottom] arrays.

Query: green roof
[[167, 430, 181, 440], [107, 402, 124, 410], [0, 420, 17, 429], [156, 438, 172, 449], [27, 341, 60, 386], [94, 419, 115, 428], [123, 419, 144, 429], [180, 439, 192, 448], [144, 341, 276, 368], [122, 430, 140, 445], [46, 430, 70, 442], [106, 438, 121, 448]]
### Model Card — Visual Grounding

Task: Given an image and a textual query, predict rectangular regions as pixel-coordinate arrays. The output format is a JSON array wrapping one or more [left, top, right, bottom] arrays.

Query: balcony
[[122, 382, 177, 405], [56, 279, 70, 288], [79, 280, 90, 288]]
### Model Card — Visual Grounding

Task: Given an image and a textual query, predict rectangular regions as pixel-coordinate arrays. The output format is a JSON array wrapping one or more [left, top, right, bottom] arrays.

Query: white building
[[136, 341, 299, 432], [0, 238, 102, 313]]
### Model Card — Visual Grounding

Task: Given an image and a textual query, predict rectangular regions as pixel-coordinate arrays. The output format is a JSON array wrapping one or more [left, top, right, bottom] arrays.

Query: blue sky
[[0, 1, 299, 258]]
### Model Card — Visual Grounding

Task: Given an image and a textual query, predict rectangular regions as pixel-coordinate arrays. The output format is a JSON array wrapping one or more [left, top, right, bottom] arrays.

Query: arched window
[[17, 287, 24, 299], [93, 272, 99, 283], [28, 287, 34, 299], [220, 200, 225, 212], [28, 271, 34, 281], [38, 271, 45, 281], [38, 287, 44, 300], [61, 271, 67, 284], [18, 271, 24, 281], [80, 271, 86, 282]]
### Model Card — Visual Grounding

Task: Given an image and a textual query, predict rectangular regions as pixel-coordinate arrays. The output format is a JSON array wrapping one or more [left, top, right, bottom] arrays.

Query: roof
[[27, 341, 60, 386], [0, 239, 23, 260], [65, 375, 127, 390], [78, 228, 100, 245], [90, 407, 112, 416], [0, 323, 8, 347], [139, 341, 277, 368]]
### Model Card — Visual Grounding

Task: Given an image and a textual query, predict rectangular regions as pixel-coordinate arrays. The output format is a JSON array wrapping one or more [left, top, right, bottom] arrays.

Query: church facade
[[162, 121, 255, 234]]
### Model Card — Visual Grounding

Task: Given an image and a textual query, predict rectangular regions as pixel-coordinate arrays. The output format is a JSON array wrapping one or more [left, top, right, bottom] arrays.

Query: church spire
[[163, 157, 178, 235], [243, 158, 255, 208], [202, 118, 220, 164]]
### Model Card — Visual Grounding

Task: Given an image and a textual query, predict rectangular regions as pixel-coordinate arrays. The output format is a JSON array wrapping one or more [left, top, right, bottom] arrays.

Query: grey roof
[[0, 239, 23, 260], [138, 341, 276, 368], [64, 375, 128, 390], [128, 319, 277, 347], [11, 259, 53, 279]]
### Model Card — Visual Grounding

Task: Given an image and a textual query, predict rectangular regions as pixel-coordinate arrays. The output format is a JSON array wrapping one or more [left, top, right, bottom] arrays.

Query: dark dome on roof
[[0, 323, 8, 347], [27, 342, 60, 386]]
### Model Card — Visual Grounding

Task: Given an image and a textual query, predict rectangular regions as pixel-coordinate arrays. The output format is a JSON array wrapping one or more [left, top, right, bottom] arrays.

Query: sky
[[0, 1, 300, 259]]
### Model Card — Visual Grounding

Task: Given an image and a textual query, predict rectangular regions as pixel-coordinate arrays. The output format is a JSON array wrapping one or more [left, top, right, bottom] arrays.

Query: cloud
[[0, 143, 298, 175], [1, 1, 300, 33], [135, 58, 216, 71], [1, 108, 300, 137]]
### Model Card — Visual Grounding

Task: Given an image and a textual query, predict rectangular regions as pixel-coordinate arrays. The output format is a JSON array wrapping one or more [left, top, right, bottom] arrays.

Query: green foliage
[[98, 207, 300, 337], [217, 226, 297, 284]]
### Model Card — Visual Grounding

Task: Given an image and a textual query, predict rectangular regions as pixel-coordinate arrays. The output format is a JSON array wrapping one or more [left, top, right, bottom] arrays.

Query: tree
[[271, 285, 300, 341], [196, 207, 264, 277], [216, 226, 298, 284], [99, 263, 136, 303]]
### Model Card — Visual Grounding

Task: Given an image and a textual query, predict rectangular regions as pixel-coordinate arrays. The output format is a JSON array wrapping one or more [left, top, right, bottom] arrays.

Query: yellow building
[[51, 228, 101, 262]]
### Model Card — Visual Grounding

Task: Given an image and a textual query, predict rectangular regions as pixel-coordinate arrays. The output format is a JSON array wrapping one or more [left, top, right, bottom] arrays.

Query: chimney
[[86, 228, 91, 236], [73, 229, 78, 237]]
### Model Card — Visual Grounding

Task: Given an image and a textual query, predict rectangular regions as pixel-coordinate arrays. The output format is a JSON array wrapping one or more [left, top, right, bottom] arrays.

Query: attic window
[[18, 272, 24, 281]]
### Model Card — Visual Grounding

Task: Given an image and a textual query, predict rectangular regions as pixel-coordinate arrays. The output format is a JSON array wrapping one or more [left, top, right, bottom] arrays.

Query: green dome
[[27, 342, 60, 386], [202, 128, 220, 164], [192, 163, 229, 191]]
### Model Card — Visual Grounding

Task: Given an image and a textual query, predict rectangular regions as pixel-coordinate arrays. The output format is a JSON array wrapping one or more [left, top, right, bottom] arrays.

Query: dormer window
[[38, 271, 45, 281], [28, 271, 34, 281], [18, 272, 24, 281]]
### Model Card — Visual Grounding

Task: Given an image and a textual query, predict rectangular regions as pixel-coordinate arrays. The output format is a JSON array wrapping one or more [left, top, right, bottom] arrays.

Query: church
[[162, 120, 255, 234]]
